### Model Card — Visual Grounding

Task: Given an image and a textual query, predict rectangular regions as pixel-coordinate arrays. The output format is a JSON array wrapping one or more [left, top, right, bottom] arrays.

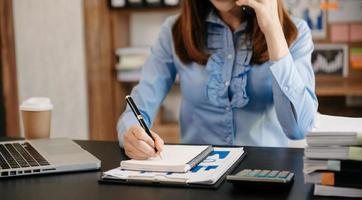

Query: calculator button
[[237, 169, 251, 176], [277, 171, 290, 178], [246, 169, 259, 177], [252, 169, 261, 175], [266, 170, 279, 178], [257, 170, 271, 177]]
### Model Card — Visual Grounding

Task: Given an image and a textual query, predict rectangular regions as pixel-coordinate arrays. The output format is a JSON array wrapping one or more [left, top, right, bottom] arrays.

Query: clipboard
[[98, 146, 247, 189]]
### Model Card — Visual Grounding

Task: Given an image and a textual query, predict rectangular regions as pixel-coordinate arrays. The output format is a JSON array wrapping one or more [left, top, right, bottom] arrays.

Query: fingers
[[235, 0, 261, 10], [128, 135, 156, 157], [123, 125, 165, 160], [130, 126, 156, 156], [132, 126, 155, 147], [151, 131, 164, 152], [124, 142, 149, 160], [123, 125, 157, 159]]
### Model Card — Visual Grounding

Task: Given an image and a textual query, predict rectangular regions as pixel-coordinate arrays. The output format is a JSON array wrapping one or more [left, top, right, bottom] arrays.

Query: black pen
[[125, 95, 162, 159]]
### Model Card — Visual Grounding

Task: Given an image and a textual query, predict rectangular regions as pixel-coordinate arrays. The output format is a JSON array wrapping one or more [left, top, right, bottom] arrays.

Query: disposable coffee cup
[[20, 97, 53, 139]]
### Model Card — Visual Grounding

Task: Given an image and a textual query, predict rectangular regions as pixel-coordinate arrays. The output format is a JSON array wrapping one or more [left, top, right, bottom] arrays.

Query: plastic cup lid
[[20, 97, 53, 111]]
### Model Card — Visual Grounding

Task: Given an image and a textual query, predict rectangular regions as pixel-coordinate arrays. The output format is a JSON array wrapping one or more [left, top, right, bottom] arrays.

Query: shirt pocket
[[207, 25, 224, 52]]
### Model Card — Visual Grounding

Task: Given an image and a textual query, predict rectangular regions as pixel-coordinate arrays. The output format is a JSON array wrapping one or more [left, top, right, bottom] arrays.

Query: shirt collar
[[205, 8, 225, 26], [205, 8, 248, 33]]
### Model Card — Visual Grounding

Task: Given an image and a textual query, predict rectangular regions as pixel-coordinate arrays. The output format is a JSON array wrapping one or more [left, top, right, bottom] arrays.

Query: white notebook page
[[122, 145, 209, 167]]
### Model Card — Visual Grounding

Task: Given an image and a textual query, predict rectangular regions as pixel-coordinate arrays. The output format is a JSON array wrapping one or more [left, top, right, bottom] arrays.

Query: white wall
[[13, 0, 89, 139]]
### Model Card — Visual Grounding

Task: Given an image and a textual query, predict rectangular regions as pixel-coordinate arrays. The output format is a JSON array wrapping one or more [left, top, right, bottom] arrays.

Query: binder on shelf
[[110, 0, 126, 8], [163, 0, 179, 6], [145, 0, 162, 7], [115, 46, 149, 82], [110, 0, 179, 8], [127, 0, 144, 7]]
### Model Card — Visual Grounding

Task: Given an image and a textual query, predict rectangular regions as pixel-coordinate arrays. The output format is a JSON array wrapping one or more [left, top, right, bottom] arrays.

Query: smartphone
[[241, 6, 255, 17]]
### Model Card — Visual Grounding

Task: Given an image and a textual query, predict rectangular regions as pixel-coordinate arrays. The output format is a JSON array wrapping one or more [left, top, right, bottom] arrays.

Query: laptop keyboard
[[0, 142, 50, 170]]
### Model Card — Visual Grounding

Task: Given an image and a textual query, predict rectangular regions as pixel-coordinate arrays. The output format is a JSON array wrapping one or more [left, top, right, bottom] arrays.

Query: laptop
[[0, 138, 101, 178]]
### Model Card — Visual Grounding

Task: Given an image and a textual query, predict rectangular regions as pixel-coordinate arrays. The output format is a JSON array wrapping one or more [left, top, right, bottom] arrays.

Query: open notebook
[[120, 145, 213, 173], [101, 147, 245, 188]]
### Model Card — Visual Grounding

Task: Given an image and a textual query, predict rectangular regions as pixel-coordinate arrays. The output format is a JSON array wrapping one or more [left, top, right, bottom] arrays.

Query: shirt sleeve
[[268, 19, 318, 140], [117, 17, 177, 147]]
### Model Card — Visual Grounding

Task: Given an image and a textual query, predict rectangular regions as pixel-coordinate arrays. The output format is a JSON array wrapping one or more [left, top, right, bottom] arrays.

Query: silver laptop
[[0, 138, 101, 178]]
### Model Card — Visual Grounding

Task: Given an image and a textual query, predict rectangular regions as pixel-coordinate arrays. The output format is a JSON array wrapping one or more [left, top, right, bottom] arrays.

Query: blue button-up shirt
[[117, 10, 318, 147]]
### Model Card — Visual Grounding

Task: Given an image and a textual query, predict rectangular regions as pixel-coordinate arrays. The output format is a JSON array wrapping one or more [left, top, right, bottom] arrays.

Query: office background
[[0, 0, 361, 143]]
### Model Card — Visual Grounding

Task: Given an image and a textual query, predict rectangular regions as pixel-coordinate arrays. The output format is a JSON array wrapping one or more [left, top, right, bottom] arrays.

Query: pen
[[125, 95, 162, 159]]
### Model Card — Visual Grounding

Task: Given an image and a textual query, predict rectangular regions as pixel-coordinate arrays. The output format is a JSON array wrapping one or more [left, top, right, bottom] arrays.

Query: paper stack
[[115, 47, 150, 82], [102, 146, 245, 187], [303, 114, 362, 198]]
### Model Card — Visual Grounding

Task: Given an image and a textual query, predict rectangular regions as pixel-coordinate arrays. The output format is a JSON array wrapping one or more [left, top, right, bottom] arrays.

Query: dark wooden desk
[[0, 139, 333, 200]]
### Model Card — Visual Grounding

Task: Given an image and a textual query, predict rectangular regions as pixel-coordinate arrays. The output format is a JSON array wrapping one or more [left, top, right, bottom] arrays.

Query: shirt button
[[284, 86, 290, 92], [225, 106, 231, 111], [227, 54, 233, 59], [226, 135, 232, 143], [225, 81, 230, 87]]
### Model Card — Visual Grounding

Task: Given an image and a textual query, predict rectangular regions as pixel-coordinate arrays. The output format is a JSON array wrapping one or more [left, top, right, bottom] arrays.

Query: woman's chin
[[210, 0, 236, 13]]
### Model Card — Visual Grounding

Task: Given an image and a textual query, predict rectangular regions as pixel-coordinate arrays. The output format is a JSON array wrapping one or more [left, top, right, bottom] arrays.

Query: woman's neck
[[218, 6, 244, 31]]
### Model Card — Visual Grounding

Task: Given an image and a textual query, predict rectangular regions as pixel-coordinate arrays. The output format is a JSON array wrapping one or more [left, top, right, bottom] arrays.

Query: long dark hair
[[172, 0, 298, 65]]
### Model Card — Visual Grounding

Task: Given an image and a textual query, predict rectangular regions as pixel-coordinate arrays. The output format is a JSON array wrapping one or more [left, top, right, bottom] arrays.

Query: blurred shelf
[[316, 76, 362, 96], [109, 5, 180, 13], [318, 96, 362, 117], [152, 123, 179, 143], [116, 70, 180, 83]]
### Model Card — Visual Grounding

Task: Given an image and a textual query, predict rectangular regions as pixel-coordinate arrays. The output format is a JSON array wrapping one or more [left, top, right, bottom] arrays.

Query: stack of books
[[304, 131, 362, 198], [115, 47, 150, 82]]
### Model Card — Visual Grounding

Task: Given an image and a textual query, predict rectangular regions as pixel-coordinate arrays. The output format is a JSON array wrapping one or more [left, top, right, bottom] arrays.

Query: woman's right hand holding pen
[[123, 125, 164, 160]]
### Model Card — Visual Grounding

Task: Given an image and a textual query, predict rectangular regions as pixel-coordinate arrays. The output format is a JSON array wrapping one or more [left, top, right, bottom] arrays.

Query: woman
[[117, 0, 318, 159]]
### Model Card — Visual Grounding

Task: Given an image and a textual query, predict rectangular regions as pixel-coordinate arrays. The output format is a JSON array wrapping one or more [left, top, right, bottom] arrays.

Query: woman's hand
[[123, 125, 164, 160], [236, 0, 280, 35], [235, 0, 289, 61]]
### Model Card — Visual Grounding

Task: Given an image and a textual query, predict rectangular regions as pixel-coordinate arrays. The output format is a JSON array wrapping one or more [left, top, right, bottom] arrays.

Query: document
[[120, 145, 213, 173], [104, 147, 244, 185], [314, 114, 362, 132]]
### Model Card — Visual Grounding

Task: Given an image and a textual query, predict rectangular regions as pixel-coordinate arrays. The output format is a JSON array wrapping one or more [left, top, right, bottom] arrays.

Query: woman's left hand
[[236, 0, 289, 61]]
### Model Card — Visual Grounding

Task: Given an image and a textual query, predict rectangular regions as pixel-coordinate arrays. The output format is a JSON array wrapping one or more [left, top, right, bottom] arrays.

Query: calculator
[[227, 169, 294, 188]]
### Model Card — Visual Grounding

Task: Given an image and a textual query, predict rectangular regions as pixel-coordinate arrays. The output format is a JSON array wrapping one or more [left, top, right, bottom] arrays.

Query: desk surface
[[0, 139, 332, 200]]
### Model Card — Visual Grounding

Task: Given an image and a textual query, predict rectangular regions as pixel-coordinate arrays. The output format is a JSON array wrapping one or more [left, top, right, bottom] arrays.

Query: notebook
[[303, 158, 362, 174], [304, 146, 362, 161], [314, 114, 362, 132], [314, 184, 362, 198], [306, 132, 362, 146], [120, 145, 213, 173], [304, 171, 362, 189], [100, 147, 245, 188]]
